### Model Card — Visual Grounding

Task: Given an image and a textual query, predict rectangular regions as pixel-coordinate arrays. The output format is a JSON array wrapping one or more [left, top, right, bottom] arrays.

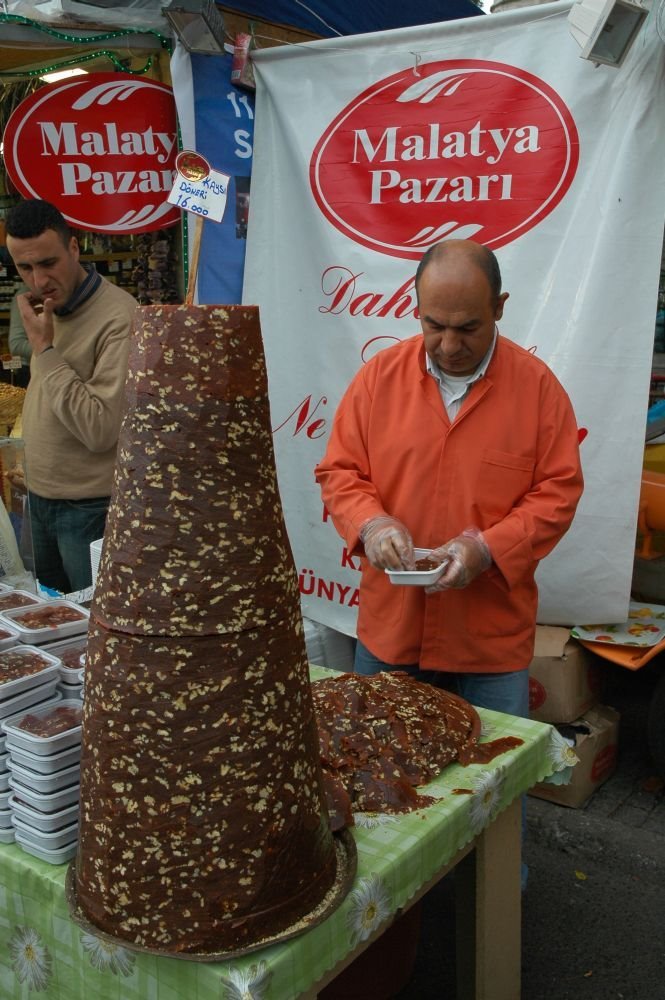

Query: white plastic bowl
[[12, 814, 78, 850], [385, 548, 449, 586], [7, 758, 81, 795], [8, 794, 79, 833], [0, 601, 89, 645], [2, 698, 82, 755], [8, 775, 80, 813], [0, 646, 62, 703], [14, 831, 77, 864]]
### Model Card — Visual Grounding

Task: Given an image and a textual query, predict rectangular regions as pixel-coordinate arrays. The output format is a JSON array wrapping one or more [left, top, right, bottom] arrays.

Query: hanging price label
[[167, 150, 231, 224]]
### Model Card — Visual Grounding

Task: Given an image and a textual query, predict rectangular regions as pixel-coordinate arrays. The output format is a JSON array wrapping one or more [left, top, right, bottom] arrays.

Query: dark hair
[[415, 241, 502, 303], [5, 199, 72, 245]]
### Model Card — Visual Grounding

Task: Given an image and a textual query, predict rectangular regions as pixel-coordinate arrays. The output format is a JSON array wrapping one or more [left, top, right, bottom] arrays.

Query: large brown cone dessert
[[74, 305, 337, 954]]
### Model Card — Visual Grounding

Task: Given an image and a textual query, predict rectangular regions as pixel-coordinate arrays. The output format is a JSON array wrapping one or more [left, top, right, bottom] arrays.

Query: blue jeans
[[28, 492, 109, 594], [354, 639, 529, 718]]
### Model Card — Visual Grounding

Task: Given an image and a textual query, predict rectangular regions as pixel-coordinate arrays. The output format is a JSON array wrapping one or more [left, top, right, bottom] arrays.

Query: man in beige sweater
[[5, 199, 137, 593]]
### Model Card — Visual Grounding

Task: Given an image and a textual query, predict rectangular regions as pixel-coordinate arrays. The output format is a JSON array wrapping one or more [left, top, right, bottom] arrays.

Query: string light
[[0, 12, 172, 50], [0, 50, 155, 78]]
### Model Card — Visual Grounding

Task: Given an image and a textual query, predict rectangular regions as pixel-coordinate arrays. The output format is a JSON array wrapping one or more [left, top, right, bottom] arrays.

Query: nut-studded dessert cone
[[75, 305, 337, 954]]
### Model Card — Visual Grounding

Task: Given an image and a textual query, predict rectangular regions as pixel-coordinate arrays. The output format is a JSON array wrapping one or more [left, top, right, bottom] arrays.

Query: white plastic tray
[[0, 590, 45, 615], [0, 787, 10, 811], [0, 621, 20, 652], [0, 770, 9, 793], [0, 827, 14, 844], [7, 741, 81, 775], [14, 831, 77, 864], [7, 758, 81, 794], [57, 682, 83, 702], [0, 806, 12, 829], [43, 636, 87, 683], [0, 646, 62, 702], [2, 698, 82, 755], [8, 775, 80, 813], [12, 814, 78, 850], [0, 601, 90, 645], [8, 794, 79, 833], [386, 548, 449, 586], [0, 682, 61, 722]]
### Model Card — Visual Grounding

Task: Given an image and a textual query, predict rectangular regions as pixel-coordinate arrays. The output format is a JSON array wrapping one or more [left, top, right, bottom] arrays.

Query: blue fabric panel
[[191, 52, 255, 305]]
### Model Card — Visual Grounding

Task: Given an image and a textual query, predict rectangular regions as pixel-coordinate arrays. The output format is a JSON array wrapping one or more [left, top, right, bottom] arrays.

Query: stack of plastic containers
[[0, 645, 63, 845], [44, 636, 87, 701], [0, 592, 89, 858], [0, 729, 11, 845], [3, 699, 83, 862]]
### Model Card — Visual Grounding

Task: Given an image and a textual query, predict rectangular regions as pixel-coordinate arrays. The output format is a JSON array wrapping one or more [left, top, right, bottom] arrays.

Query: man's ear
[[494, 291, 509, 321]]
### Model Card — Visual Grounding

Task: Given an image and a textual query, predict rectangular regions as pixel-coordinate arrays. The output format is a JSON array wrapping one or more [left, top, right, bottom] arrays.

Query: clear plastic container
[[57, 682, 83, 702], [0, 621, 20, 652], [0, 590, 45, 615], [0, 682, 61, 722], [8, 793, 79, 832], [8, 775, 80, 813], [2, 698, 82, 755], [385, 548, 449, 586], [0, 646, 62, 702], [43, 636, 87, 684], [0, 806, 12, 829], [0, 787, 10, 811], [6, 741, 81, 776], [12, 814, 78, 850], [14, 831, 77, 864], [7, 758, 81, 794], [0, 601, 90, 644], [0, 770, 9, 793], [0, 826, 15, 844]]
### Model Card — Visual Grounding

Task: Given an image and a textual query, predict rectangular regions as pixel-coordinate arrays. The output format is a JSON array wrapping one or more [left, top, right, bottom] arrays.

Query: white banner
[[244, 2, 665, 634]]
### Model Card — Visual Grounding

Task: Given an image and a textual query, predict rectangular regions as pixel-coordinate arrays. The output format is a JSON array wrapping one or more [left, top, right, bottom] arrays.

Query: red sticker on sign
[[529, 677, 547, 712], [591, 744, 617, 783], [310, 60, 579, 259], [3, 73, 180, 234]]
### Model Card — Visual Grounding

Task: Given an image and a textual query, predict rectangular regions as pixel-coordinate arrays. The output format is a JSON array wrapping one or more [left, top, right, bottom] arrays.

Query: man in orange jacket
[[315, 239, 584, 720]]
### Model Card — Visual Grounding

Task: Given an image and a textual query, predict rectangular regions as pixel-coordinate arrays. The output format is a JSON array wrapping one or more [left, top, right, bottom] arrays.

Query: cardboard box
[[529, 625, 604, 723], [529, 703, 620, 808]]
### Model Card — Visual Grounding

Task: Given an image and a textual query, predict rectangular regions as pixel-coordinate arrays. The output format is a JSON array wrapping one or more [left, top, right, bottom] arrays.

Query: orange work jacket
[[315, 333, 584, 673]]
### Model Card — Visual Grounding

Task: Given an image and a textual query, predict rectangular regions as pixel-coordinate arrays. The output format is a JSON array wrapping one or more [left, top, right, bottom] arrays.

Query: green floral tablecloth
[[0, 669, 568, 1000]]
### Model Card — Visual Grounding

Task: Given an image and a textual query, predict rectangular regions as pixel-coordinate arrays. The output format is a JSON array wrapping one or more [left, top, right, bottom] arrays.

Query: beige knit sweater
[[22, 278, 137, 499]]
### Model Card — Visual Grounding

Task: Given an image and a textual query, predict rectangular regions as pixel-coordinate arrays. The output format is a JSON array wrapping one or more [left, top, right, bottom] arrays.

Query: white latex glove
[[425, 527, 492, 593], [359, 515, 415, 571]]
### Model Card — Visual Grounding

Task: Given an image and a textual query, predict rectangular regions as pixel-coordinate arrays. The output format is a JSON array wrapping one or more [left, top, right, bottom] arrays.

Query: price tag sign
[[2, 356, 23, 371], [167, 150, 231, 224]]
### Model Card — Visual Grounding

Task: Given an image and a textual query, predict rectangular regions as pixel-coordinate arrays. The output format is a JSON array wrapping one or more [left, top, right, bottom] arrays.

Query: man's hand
[[5, 465, 26, 493], [425, 527, 492, 592], [360, 515, 415, 571], [15, 291, 55, 356]]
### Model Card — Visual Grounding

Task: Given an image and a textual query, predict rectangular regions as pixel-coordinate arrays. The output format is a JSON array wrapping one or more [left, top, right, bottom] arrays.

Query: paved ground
[[392, 652, 665, 1000]]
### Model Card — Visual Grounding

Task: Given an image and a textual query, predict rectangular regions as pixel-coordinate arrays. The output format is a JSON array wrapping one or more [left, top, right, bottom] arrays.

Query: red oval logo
[[529, 677, 547, 712], [591, 744, 617, 783], [3, 73, 180, 234], [310, 60, 579, 259]]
